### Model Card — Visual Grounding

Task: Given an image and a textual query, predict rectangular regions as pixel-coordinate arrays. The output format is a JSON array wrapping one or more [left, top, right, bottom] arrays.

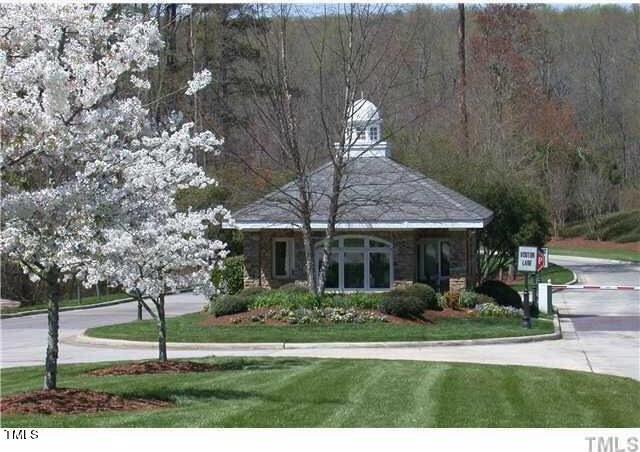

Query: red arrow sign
[[536, 249, 545, 272]]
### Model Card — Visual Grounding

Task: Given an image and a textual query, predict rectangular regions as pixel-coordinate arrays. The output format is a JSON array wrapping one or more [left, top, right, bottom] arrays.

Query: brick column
[[448, 231, 467, 292], [243, 232, 261, 287], [393, 231, 416, 287]]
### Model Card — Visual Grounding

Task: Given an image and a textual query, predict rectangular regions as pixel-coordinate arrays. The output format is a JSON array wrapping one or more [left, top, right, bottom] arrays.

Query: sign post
[[517, 246, 537, 328], [532, 248, 546, 307]]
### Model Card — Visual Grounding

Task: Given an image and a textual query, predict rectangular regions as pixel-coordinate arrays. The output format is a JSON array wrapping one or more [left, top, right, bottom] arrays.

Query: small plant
[[474, 302, 523, 318], [441, 291, 461, 309], [267, 307, 387, 324], [209, 293, 251, 317], [458, 290, 495, 308]]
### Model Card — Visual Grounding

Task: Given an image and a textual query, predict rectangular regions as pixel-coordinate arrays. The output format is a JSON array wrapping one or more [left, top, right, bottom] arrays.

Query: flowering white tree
[[0, 5, 227, 388], [82, 123, 230, 362]]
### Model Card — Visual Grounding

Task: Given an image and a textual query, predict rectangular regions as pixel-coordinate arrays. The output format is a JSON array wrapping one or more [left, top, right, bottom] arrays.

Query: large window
[[315, 236, 392, 291], [273, 238, 294, 278], [417, 239, 450, 291]]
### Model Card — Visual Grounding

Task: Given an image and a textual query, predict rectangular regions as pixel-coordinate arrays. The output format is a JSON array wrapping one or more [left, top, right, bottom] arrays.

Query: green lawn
[[509, 263, 574, 291], [0, 292, 130, 314], [1, 357, 638, 427], [548, 246, 640, 263], [86, 312, 554, 343]]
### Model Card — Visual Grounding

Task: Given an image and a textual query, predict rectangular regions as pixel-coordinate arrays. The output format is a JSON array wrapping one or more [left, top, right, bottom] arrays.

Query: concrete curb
[[69, 314, 561, 351], [0, 297, 136, 319]]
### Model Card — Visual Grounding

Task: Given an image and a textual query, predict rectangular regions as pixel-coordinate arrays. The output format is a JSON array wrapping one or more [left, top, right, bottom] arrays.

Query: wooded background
[[3, 3, 639, 303]]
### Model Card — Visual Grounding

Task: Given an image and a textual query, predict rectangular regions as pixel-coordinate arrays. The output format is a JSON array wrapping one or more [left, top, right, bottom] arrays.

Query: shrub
[[475, 302, 523, 318], [476, 280, 540, 317], [458, 290, 495, 308], [395, 283, 439, 310], [277, 282, 309, 294], [209, 294, 251, 317], [378, 292, 425, 318], [210, 256, 244, 295], [330, 292, 381, 310], [441, 291, 460, 309], [475, 280, 522, 309], [251, 290, 322, 310], [238, 286, 267, 299]]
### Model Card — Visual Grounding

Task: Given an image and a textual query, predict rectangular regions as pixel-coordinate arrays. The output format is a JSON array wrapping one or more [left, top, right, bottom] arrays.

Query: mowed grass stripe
[[2, 358, 639, 427]]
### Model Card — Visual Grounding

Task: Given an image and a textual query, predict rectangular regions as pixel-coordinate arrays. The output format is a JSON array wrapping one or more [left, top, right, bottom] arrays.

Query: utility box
[[537, 282, 553, 314]]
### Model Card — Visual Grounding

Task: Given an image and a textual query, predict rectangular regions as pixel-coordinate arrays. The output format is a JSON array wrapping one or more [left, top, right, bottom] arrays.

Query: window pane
[[440, 241, 450, 277], [344, 252, 365, 289], [325, 253, 339, 289], [274, 241, 288, 276], [369, 126, 378, 141], [423, 243, 438, 281], [343, 238, 364, 248], [369, 252, 390, 289], [369, 239, 387, 248]]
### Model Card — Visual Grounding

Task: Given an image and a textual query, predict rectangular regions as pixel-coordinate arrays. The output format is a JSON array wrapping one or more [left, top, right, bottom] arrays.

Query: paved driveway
[[1, 256, 639, 380]]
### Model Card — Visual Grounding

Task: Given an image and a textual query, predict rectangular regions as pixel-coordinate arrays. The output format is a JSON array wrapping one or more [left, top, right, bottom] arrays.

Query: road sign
[[517, 246, 537, 272], [540, 247, 549, 268], [536, 248, 545, 272]]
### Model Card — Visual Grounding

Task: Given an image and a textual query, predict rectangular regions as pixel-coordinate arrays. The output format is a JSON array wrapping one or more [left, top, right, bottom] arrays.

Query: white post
[[538, 282, 549, 314]]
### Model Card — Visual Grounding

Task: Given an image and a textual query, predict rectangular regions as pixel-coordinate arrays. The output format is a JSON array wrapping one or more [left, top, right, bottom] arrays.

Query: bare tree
[[215, 5, 414, 294], [457, 3, 469, 156], [575, 165, 613, 240]]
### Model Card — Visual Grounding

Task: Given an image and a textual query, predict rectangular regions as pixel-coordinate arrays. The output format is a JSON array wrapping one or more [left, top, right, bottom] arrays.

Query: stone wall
[[242, 228, 475, 291]]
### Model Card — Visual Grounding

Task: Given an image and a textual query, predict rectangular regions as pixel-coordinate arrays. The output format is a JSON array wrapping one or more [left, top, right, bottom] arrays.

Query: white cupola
[[343, 98, 390, 158]]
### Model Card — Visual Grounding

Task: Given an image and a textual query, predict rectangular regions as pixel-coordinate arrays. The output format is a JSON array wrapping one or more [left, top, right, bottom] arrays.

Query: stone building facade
[[242, 228, 479, 292]]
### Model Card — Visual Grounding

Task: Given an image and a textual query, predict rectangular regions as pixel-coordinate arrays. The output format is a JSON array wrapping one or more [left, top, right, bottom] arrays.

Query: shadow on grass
[[126, 387, 276, 403], [213, 357, 313, 372]]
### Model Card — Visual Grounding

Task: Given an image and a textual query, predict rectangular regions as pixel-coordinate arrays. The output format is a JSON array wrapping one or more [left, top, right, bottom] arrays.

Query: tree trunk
[[317, 161, 343, 295], [457, 3, 469, 156], [156, 294, 168, 362], [301, 219, 318, 295], [43, 268, 61, 390]]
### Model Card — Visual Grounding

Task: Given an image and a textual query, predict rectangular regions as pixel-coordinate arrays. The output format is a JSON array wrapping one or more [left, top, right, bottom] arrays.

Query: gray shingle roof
[[230, 157, 493, 229]]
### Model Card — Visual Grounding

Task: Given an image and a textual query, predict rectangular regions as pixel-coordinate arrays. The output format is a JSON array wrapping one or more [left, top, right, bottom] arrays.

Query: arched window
[[315, 236, 392, 291]]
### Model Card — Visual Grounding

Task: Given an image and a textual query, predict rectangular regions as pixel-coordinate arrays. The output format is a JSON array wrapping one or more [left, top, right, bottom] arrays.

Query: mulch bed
[[201, 307, 473, 326], [0, 388, 172, 415], [547, 237, 639, 252], [86, 360, 223, 377]]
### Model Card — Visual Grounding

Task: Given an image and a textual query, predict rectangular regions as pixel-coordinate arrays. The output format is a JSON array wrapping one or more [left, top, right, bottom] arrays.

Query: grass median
[[1, 357, 638, 427], [0, 292, 130, 314], [86, 312, 554, 343]]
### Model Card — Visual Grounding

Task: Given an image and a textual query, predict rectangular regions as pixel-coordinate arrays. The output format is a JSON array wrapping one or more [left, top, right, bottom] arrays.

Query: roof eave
[[223, 219, 491, 231]]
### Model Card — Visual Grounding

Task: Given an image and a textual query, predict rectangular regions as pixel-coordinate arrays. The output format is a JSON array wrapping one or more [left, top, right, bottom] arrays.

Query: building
[[224, 99, 493, 292]]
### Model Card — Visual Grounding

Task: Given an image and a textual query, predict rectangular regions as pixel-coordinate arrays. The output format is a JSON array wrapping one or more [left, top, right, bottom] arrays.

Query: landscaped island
[[1, 357, 638, 427], [86, 282, 554, 343]]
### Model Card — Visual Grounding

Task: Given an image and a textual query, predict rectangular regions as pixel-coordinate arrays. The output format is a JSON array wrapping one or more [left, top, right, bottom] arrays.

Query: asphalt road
[[1, 256, 639, 380], [0, 293, 213, 368]]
